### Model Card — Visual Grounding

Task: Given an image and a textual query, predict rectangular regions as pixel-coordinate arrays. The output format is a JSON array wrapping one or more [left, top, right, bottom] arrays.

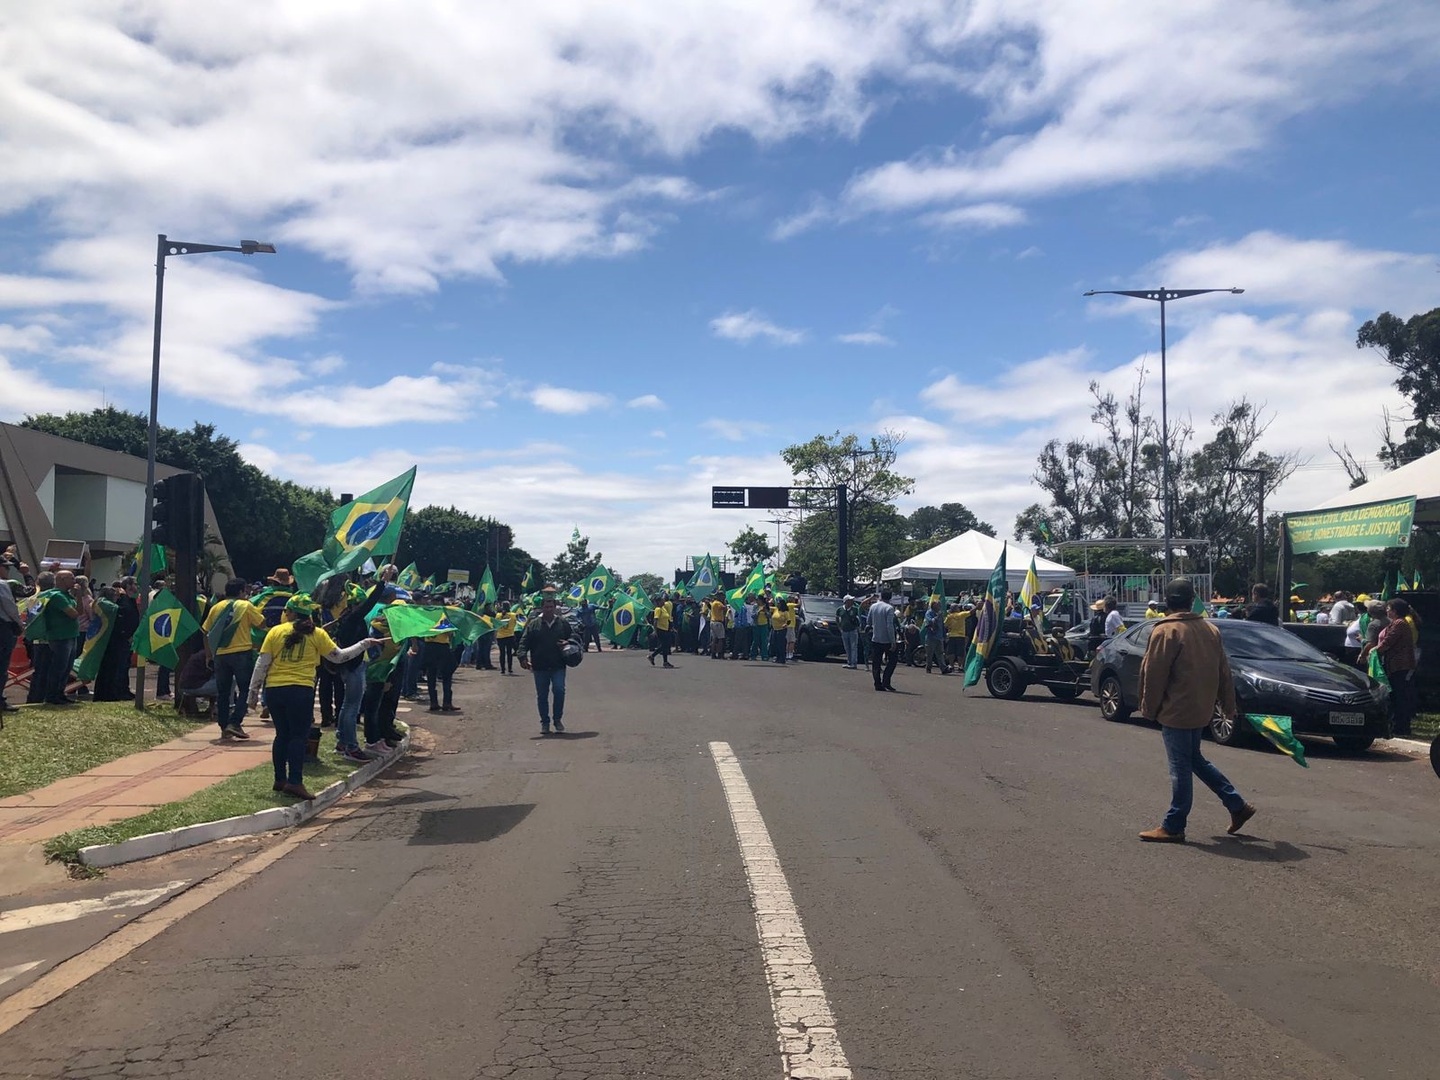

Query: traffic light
[[151, 475, 180, 549], [151, 473, 204, 557]]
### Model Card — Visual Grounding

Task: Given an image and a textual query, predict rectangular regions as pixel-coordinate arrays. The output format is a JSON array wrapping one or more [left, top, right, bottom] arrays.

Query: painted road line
[[0, 962, 43, 989], [709, 741, 852, 1080], [0, 882, 188, 936]]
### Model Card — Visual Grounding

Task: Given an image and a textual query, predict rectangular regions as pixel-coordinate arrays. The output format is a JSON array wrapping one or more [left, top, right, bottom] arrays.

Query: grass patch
[[1412, 713, 1440, 741], [0, 701, 202, 798], [43, 729, 370, 865]]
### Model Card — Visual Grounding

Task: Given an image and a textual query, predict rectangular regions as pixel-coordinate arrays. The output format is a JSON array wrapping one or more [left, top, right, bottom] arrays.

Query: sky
[[2, 1, 1438, 579]]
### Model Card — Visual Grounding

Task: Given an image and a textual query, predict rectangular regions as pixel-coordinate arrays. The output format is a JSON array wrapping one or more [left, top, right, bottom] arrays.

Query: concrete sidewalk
[[0, 728, 271, 846]]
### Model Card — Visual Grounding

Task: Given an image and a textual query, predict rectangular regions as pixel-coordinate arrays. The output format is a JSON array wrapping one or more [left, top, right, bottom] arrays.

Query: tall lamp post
[[1232, 466, 1268, 592], [135, 234, 276, 710], [1082, 286, 1244, 578], [764, 517, 786, 566]]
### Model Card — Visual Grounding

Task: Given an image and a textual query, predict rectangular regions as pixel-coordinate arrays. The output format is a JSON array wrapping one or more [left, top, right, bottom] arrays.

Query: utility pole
[[1234, 467, 1268, 590]]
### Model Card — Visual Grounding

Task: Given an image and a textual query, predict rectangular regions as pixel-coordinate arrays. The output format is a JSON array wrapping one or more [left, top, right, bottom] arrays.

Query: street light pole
[[764, 517, 786, 565], [1083, 286, 1244, 579], [135, 234, 276, 711], [1233, 467, 1268, 591]]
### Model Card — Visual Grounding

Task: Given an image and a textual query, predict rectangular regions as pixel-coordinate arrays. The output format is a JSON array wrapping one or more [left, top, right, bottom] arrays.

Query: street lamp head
[[239, 240, 276, 255], [1229, 287, 1244, 294]]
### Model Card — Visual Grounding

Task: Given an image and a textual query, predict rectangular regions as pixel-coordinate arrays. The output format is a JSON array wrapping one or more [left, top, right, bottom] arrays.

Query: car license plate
[[1329, 712, 1366, 727]]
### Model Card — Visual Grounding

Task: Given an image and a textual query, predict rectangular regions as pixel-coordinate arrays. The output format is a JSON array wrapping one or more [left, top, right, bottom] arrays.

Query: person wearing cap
[[837, 595, 862, 669], [246, 594, 381, 801], [1137, 577, 1256, 843]]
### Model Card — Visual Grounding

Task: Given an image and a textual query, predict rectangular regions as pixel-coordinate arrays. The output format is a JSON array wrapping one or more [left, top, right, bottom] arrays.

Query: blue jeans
[[336, 662, 366, 749], [1161, 726, 1246, 834], [212, 650, 255, 731], [45, 637, 77, 703], [532, 666, 566, 726], [841, 629, 859, 667]]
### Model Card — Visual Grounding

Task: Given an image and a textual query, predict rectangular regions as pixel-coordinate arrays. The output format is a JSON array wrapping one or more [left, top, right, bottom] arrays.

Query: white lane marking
[[0, 962, 43, 988], [710, 741, 853, 1080], [0, 882, 189, 935]]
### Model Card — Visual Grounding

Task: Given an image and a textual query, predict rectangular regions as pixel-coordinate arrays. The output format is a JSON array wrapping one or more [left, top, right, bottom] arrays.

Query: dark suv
[[794, 595, 845, 661], [1090, 618, 1390, 753]]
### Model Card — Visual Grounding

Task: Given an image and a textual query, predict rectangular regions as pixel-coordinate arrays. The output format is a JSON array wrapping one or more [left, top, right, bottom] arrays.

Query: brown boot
[[1227, 803, 1257, 835], [1138, 827, 1186, 843], [281, 783, 316, 800]]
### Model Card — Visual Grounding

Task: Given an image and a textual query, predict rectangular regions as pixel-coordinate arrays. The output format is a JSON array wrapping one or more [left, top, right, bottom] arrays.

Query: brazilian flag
[[324, 466, 416, 575], [931, 570, 948, 606], [963, 543, 1007, 687], [477, 566, 497, 606], [739, 562, 770, 597], [604, 595, 651, 647], [584, 563, 617, 603], [382, 604, 485, 645], [1245, 714, 1309, 767], [398, 563, 422, 590], [522, 564, 540, 591], [688, 555, 720, 595], [73, 597, 118, 682], [565, 581, 586, 605], [133, 588, 201, 670]]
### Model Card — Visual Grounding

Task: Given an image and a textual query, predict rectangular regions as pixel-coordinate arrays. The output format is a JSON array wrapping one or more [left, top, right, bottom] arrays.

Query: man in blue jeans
[[517, 593, 580, 736], [1137, 577, 1256, 842]]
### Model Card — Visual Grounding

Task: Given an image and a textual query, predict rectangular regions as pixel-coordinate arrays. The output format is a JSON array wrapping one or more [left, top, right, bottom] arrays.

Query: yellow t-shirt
[[202, 598, 267, 655], [709, 599, 727, 622], [495, 612, 518, 639], [654, 602, 673, 631], [944, 611, 969, 638], [259, 623, 339, 688], [770, 608, 791, 630]]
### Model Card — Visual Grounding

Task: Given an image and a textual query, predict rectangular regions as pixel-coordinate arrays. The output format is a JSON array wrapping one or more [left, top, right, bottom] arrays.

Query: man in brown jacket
[[1137, 578, 1256, 842]]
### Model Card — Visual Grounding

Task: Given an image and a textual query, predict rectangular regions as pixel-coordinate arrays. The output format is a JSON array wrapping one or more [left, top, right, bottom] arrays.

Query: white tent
[[1310, 447, 1440, 525], [881, 530, 1075, 589]]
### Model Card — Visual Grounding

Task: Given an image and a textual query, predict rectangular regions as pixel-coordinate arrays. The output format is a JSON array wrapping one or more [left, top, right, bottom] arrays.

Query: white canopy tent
[[881, 530, 1075, 590], [1310, 447, 1440, 525]]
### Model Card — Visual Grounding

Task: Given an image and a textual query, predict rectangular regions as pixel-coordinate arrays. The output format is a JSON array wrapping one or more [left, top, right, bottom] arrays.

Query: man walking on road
[[1138, 577, 1256, 843], [519, 594, 581, 735], [837, 595, 862, 669], [868, 588, 899, 691]]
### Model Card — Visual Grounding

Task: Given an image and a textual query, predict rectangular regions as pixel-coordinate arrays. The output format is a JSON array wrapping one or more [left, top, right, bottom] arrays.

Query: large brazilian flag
[[963, 543, 1007, 687], [383, 604, 485, 645], [133, 588, 201, 670], [583, 563, 617, 603], [477, 566, 497, 606], [688, 554, 721, 595], [73, 597, 118, 682], [604, 594, 651, 647], [324, 467, 417, 576]]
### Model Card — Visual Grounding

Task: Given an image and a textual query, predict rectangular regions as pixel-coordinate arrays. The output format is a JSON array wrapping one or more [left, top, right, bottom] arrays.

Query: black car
[[1090, 618, 1390, 753], [794, 595, 845, 660]]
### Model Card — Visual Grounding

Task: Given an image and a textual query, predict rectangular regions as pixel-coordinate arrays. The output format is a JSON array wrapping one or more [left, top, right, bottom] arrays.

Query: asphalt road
[[1, 647, 1438, 1079]]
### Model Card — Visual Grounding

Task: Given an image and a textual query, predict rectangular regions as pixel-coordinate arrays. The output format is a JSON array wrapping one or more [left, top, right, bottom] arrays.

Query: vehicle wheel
[[797, 632, 812, 660], [1049, 685, 1080, 700], [1208, 707, 1248, 747], [1431, 737, 1440, 780], [985, 661, 1026, 700], [1333, 735, 1375, 754], [1097, 673, 1130, 721]]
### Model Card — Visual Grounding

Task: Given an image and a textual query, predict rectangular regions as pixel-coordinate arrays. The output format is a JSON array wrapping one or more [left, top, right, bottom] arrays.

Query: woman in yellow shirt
[[494, 602, 519, 675], [246, 594, 379, 800], [770, 598, 793, 665]]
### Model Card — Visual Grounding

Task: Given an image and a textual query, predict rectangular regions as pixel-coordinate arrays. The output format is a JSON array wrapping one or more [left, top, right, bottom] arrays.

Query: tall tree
[[626, 571, 664, 597], [549, 530, 601, 589], [778, 430, 914, 591], [907, 502, 994, 544], [728, 525, 776, 567], [1356, 307, 1440, 467]]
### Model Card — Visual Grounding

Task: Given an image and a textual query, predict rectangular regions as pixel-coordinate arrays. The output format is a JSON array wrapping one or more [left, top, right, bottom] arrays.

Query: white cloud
[[918, 203, 1027, 230], [710, 309, 806, 346], [626, 393, 666, 409], [529, 385, 614, 414], [702, 417, 771, 441], [837, 3, 1438, 224], [836, 330, 895, 347], [0, 354, 109, 421], [272, 364, 502, 427]]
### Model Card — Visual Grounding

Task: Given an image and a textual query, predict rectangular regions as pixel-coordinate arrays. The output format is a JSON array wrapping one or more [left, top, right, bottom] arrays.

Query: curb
[[77, 736, 410, 869]]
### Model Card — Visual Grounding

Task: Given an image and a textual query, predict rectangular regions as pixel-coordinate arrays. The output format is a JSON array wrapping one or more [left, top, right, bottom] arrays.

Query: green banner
[[1285, 496, 1416, 554]]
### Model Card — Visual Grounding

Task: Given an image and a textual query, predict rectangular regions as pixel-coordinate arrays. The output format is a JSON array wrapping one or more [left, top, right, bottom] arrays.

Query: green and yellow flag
[[324, 466, 417, 575], [583, 563, 617, 603], [963, 543, 1007, 687], [133, 588, 201, 670], [398, 563, 422, 590], [477, 566, 497, 605], [73, 597, 117, 682], [688, 554, 721, 595], [382, 604, 485, 645], [1019, 557, 1040, 610], [604, 593, 651, 647], [522, 564, 539, 591], [930, 571, 946, 606], [1244, 714, 1309, 767]]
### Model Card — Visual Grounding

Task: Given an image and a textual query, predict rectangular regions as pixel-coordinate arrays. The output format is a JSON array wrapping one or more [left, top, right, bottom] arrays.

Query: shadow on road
[[530, 731, 600, 741], [409, 803, 535, 846], [1190, 836, 1315, 863]]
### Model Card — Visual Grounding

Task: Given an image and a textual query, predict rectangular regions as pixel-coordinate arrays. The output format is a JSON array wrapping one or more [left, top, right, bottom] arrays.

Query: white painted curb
[[78, 736, 410, 869]]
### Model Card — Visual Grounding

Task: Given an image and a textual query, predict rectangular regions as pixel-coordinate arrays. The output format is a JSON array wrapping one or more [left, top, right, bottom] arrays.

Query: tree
[[395, 506, 512, 585], [1356, 307, 1440, 467], [728, 525, 776, 568], [778, 430, 915, 591], [907, 503, 994, 544], [22, 406, 333, 580], [549, 531, 601, 589]]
